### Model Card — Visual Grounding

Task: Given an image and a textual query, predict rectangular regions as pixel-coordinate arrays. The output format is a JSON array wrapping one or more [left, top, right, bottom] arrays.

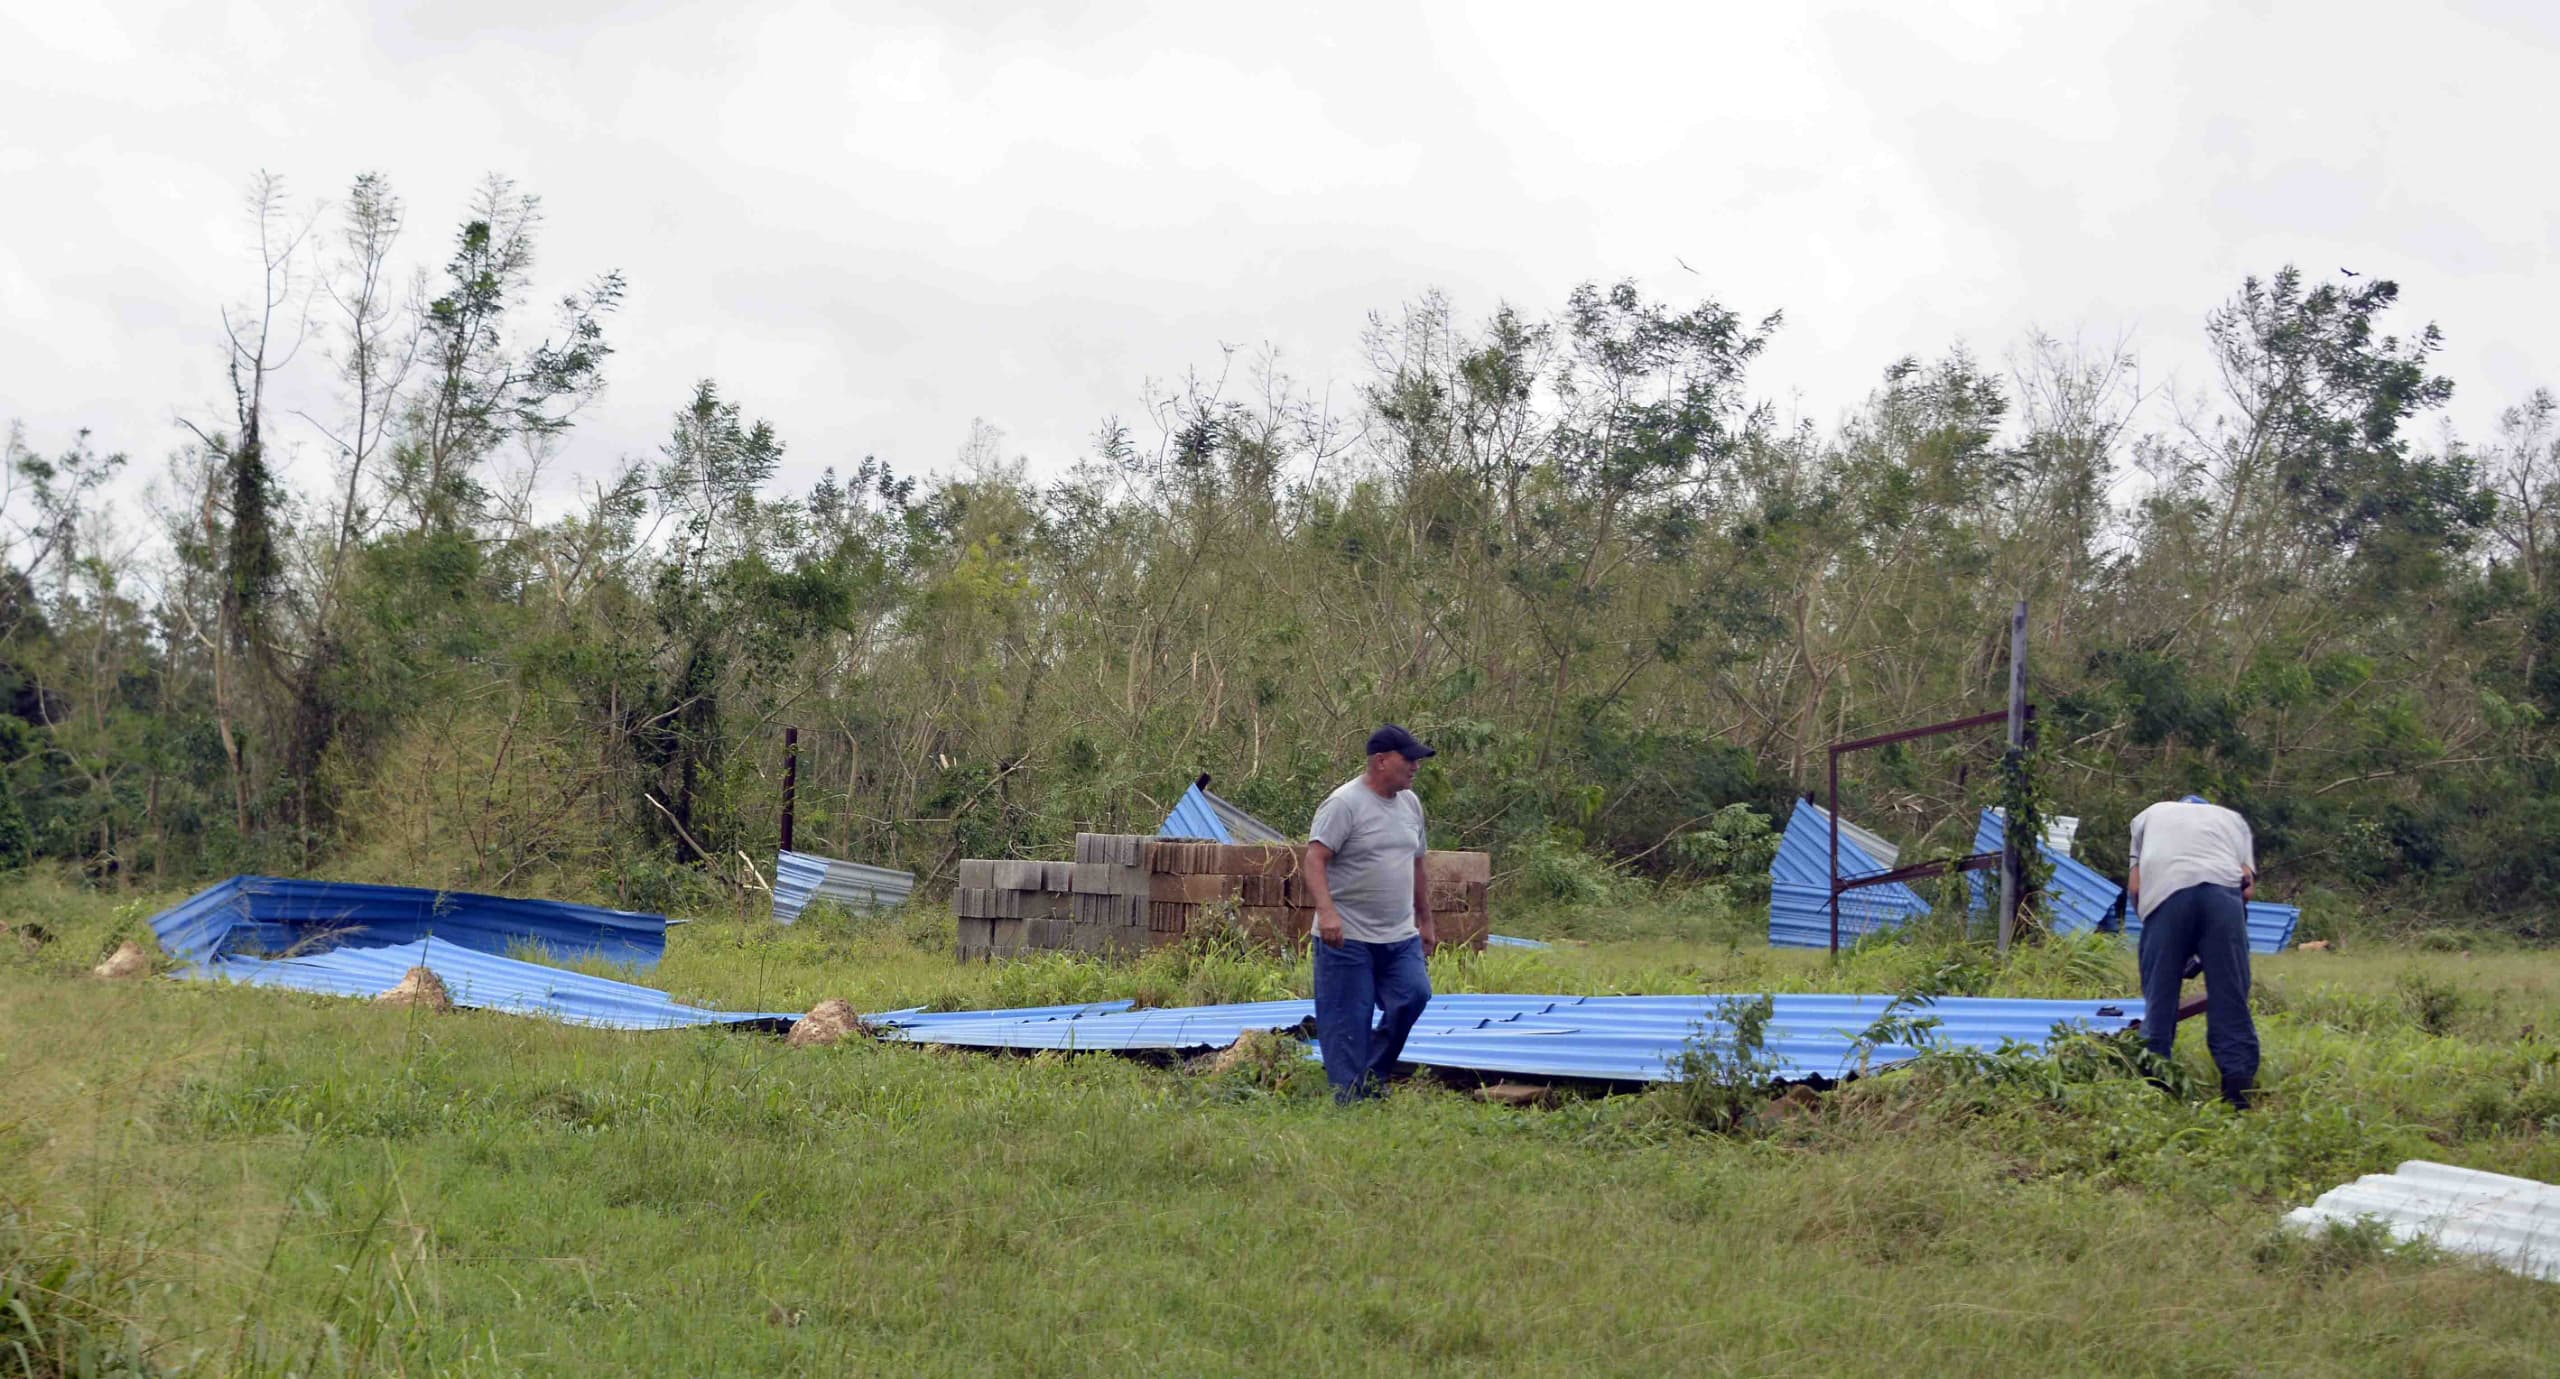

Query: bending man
[[1304, 725, 1438, 1103], [2128, 793, 2260, 1108]]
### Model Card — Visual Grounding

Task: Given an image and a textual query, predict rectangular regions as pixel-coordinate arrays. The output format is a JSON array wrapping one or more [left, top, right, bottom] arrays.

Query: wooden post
[[1997, 600, 2028, 954], [778, 726, 798, 859]]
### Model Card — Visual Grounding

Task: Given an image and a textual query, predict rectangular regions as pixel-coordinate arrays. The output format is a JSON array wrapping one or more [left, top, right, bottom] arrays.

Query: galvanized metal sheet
[[772, 849, 916, 924], [1158, 781, 1292, 845], [870, 991, 2142, 1084], [176, 938, 791, 1030], [148, 876, 669, 969], [1973, 808, 2301, 954], [2286, 1160, 2560, 1283], [1769, 800, 1932, 948]]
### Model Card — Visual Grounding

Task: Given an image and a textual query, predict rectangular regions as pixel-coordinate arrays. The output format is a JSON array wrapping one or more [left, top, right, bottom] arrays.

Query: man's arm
[[1306, 842, 1343, 946], [2127, 862, 2140, 911], [1412, 854, 1437, 956]]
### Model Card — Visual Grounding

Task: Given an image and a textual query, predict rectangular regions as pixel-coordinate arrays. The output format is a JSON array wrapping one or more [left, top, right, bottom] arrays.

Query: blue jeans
[[2139, 882, 2258, 1107], [1313, 936, 1432, 1102]]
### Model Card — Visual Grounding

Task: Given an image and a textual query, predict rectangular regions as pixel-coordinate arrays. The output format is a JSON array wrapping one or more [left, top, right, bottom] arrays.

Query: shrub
[[1660, 994, 1780, 1132]]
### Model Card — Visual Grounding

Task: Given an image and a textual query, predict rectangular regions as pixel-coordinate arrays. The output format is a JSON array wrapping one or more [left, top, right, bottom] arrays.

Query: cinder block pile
[[952, 835, 1493, 962]]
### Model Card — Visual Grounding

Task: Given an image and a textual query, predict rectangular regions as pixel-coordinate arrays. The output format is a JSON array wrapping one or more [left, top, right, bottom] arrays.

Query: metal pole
[[1997, 600, 2028, 954], [1827, 751, 1842, 955], [780, 725, 800, 854]]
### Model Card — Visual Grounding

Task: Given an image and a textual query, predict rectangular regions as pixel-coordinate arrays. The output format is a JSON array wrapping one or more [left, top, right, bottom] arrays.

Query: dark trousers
[[2139, 882, 2259, 1106], [1313, 936, 1431, 1103]]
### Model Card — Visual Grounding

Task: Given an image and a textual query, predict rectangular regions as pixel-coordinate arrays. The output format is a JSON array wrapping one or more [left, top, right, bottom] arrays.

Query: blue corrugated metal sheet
[[1159, 781, 1292, 844], [147, 876, 786, 1030], [1971, 808, 2123, 935], [772, 850, 916, 924], [1769, 800, 1933, 948], [181, 938, 792, 1030], [1160, 784, 1235, 843], [148, 876, 668, 968], [1972, 808, 2301, 953], [1485, 934, 1551, 950], [870, 991, 2143, 1084]]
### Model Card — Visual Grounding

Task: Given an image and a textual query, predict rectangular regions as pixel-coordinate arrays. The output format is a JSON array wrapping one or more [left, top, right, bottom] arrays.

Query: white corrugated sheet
[[2285, 1160, 2560, 1283]]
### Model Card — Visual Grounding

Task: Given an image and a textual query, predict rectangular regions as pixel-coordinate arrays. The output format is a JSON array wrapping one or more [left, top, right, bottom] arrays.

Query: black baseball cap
[[1366, 724, 1436, 760]]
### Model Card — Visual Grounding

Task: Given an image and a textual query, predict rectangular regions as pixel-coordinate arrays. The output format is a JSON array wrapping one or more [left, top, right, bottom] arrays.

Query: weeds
[[0, 1204, 152, 1378], [1661, 994, 1781, 1132]]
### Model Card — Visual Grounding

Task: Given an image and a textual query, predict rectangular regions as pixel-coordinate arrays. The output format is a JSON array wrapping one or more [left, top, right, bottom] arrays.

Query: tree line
[[5, 170, 2556, 934]]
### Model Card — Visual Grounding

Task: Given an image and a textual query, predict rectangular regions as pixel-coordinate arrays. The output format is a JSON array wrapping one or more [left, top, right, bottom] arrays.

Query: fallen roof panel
[[772, 849, 917, 924], [1159, 781, 1293, 846], [1971, 809, 2301, 954], [149, 875, 670, 969], [178, 938, 790, 1030], [869, 991, 2141, 1084], [2286, 1160, 2560, 1283]]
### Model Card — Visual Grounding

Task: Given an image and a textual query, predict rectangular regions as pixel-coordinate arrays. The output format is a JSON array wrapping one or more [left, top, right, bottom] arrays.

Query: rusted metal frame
[[1837, 852, 2001, 893], [1829, 709, 2010, 756], [1824, 705, 2037, 954]]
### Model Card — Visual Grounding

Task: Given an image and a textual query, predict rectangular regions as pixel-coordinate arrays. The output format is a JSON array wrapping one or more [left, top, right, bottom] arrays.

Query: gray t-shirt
[[2129, 800, 2255, 919], [1307, 775, 1427, 942]]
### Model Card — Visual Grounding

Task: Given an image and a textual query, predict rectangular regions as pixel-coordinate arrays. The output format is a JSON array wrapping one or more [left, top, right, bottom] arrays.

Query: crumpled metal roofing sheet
[[148, 875, 669, 969], [772, 849, 916, 924], [869, 991, 2142, 1084], [1972, 808, 2302, 954], [2285, 1160, 2560, 1283], [179, 938, 792, 1030], [1769, 800, 1933, 948], [1158, 782, 1293, 845], [1485, 934, 1551, 950]]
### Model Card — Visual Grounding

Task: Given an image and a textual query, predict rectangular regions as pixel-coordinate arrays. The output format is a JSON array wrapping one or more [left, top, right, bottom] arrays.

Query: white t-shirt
[[2129, 800, 2255, 919], [1307, 775, 1427, 942]]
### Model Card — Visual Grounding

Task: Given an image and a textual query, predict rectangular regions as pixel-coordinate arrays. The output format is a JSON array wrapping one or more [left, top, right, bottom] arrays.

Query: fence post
[[1998, 600, 2028, 954], [778, 726, 798, 859]]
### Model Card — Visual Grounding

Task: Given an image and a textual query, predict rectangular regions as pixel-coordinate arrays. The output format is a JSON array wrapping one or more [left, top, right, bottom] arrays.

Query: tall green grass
[[7, 876, 2560, 1375]]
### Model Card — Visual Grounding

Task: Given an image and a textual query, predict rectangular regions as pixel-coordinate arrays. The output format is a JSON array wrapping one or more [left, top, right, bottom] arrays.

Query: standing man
[[1304, 725, 1438, 1103], [2129, 793, 2260, 1108]]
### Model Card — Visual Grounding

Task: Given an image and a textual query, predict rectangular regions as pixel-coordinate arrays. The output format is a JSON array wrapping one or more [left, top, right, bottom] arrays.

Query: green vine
[[1996, 737, 2055, 936]]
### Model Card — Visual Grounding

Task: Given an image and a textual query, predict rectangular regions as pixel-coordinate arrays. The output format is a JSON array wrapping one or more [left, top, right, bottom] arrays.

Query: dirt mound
[[786, 997, 866, 1047], [92, 940, 150, 979], [377, 966, 455, 1011]]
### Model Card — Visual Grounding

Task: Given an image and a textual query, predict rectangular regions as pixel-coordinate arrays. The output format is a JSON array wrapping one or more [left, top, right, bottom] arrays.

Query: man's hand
[[1417, 914, 1438, 958], [1316, 905, 1344, 947]]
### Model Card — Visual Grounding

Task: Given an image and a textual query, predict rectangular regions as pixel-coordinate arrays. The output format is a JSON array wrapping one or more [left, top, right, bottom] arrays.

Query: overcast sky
[[5, 0, 2556, 518]]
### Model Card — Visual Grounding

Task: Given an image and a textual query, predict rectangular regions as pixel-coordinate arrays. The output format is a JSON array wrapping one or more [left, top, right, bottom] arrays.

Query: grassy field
[[5, 876, 2560, 1377]]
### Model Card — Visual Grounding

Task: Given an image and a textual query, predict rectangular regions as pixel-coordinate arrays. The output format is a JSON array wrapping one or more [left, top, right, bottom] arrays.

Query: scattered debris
[[1470, 1082, 1560, 1108], [786, 997, 867, 1047], [151, 875, 670, 968], [1747, 1083, 1825, 1130], [92, 940, 150, 979], [878, 993, 2141, 1084], [377, 965, 455, 1011], [1159, 777, 1293, 845], [2298, 939, 2331, 952], [2286, 1160, 2560, 1283], [772, 850, 915, 924]]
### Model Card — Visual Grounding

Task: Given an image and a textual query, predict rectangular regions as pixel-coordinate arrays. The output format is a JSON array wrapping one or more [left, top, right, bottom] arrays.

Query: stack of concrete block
[[953, 834, 1494, 961], [951, 858, 1076, 961]]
